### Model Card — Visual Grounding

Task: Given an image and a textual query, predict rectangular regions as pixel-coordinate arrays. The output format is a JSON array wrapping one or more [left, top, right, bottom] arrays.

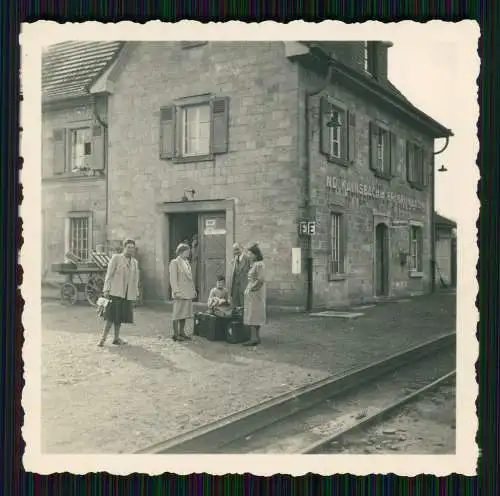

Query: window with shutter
[[91, 125, 105, 171], [159, 95, 230, 163], [369, 121, 392, 179], [319, 96, 350, 166], [70, 127, 92, 172]]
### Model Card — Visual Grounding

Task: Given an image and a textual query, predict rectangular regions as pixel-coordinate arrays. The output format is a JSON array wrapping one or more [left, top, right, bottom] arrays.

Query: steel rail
[[135, 331, 455, 454], [301, 370, 456, 454]]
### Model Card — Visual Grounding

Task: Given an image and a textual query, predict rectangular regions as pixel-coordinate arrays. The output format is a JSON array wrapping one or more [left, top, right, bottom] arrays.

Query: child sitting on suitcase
[[207, 275, 231, 316]]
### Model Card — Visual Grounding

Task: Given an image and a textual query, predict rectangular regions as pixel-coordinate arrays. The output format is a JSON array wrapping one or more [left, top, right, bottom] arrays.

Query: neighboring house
[[42, 41, 453, 308], [434, 212, 457, 288], [41, 41, 123, 283]]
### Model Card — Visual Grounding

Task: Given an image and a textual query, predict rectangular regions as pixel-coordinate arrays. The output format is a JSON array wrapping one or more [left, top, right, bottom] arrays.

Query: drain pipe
[[431, 136, 450, 293], [305, 61, 333, 312]]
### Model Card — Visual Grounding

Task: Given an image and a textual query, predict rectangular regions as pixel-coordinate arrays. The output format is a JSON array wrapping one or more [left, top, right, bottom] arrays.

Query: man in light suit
[[230, 243, 251, 308]]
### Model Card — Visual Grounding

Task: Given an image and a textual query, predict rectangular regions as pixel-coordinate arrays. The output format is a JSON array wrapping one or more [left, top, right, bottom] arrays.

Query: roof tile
[[42, 41, 124, 102]]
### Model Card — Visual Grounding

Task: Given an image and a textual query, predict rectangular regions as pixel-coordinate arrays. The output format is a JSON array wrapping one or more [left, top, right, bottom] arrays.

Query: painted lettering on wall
[[326, 176, 426, 212]]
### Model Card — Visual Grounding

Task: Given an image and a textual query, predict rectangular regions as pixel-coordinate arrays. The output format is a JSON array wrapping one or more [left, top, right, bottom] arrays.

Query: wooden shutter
[[159, 106, 175, 159], [91, 125, 105, 170], [405, 140, 412, 182], [347, 111, 356, 163], [53, 128, 66, 174], [369, 122, 379, 171], [211, 97, 229, 155], [389, 131, 398, 177], [423, 148, 430, 187], [319, 96, 331, 157]]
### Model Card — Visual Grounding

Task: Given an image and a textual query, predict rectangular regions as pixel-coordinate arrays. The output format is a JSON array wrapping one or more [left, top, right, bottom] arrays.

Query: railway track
[[135, 331, 456, 454]]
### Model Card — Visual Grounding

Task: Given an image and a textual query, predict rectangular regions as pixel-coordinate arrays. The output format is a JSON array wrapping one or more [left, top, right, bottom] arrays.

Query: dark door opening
[[169, 213, 199, 300], [375, 223, 389, 297]]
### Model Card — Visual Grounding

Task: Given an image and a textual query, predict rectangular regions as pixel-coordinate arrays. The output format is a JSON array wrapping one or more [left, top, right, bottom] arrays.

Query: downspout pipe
[[430, 136, 450, 293], [305, 61, 333, 312], [87, 89, 110, 238]]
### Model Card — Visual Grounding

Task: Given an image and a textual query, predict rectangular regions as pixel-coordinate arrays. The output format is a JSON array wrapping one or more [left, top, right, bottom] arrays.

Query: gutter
[[304, 61, 333, 312], [430, 136, 450, 293]]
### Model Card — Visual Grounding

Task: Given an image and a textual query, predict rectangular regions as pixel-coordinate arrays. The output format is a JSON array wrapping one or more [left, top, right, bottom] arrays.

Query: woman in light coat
[[169, 243, 197, 341], [98, 239, 140, 346], [243, 243, 267, 346]]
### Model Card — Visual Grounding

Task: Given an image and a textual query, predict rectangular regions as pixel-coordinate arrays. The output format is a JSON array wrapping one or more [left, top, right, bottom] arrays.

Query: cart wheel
[[134, 281, 144, 307], [85, 276, 104, 306], [60, 282, 78, 305]]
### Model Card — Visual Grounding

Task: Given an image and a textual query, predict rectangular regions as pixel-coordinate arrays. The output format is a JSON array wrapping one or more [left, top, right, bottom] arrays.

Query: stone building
[[42, 41, 452, 308], [434, 213, 457, 289]]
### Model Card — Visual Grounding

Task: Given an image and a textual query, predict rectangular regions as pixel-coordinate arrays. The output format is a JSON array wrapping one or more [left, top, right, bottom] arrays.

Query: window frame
[[328, 210, 347, 281], [180, 102, 211, 158], [408, 221, 424, 277], [69, 126, 93, 172], [320, 95, 350, 167], [65, 211, 93, 262], [159, 94, 229, 164], [370, 120, 392, 179]]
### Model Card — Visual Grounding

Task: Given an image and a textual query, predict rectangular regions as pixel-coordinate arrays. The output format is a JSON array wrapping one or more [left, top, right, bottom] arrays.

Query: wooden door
[[198, 213, 227, 302], [375, 223, 389, 296]]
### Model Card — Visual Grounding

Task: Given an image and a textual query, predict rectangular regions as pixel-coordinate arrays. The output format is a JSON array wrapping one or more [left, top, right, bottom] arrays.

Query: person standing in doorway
[[243, 243, 267, 347], [230, 243, 251, 308], [169, 243, 197, 341], [98, 239, 140, 346]]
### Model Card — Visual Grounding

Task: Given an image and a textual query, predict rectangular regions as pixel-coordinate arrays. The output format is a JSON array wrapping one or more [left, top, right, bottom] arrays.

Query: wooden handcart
[[51, 251, 110, 306], [51, 251, 144, 307]]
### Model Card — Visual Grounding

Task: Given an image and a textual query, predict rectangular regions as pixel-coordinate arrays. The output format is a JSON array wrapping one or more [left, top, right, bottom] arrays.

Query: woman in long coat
[[169, 243, 197, 341], [98, 239, 140, 346], [243, 243, 267, 346]]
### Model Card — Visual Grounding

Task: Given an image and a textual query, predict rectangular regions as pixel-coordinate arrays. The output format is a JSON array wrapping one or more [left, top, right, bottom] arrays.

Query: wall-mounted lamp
[[326, 111, 342, 128], [181, 189, 196, 202], [438, 165, 448, 172]]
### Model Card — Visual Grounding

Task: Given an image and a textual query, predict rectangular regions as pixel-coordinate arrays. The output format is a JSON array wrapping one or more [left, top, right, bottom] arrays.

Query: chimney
[[373, 41, 393, 81]]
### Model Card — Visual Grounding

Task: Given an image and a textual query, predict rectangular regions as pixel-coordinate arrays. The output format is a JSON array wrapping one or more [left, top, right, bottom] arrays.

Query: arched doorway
[[375, 222, 389, 297]]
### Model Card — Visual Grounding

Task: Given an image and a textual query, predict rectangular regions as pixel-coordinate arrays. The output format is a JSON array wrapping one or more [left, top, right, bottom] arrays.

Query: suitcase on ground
[[226, 321, 251, 344], [193, 312, 227, 341]]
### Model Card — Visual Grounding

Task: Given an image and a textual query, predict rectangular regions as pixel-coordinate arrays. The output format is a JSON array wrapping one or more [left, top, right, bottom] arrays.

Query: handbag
[[96, 296, 110, 318]]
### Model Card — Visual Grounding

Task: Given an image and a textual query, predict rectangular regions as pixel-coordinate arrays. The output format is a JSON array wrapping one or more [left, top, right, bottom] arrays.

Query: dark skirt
[[104, 296, 134, 325]]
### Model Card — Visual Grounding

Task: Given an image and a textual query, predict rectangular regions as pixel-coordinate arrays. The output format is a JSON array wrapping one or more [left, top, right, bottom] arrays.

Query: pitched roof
[[42, 41, 124, 103], [434, 212, 457, 228]]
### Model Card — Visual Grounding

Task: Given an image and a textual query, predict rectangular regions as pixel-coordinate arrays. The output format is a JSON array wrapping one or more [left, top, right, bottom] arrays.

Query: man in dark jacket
[[229, 243, 251, 308]]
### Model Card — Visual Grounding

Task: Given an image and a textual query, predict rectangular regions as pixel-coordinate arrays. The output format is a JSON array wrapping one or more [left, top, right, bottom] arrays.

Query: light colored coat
[[244, 261, 267, 326], [230, 253, 251, 307], [169, 257, 196, 300], [103, 253, 140, 300]]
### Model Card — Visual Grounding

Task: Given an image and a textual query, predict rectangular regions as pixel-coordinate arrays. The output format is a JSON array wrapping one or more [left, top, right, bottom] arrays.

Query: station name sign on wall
[[326, 176, 426, 212]]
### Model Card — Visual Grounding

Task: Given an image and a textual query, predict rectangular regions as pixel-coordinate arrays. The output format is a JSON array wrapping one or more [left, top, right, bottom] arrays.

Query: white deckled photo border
[[20, 19, 480, 476]]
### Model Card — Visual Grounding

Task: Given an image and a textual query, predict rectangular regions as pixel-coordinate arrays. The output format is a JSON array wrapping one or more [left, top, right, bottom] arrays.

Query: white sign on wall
[[292, 247, 301, 275]]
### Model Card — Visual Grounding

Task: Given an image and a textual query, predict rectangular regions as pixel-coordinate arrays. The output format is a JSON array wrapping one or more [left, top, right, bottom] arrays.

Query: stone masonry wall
[[299, 65, 434, 308], [41, 101, 107, 283], [107, 42, 306, 305]]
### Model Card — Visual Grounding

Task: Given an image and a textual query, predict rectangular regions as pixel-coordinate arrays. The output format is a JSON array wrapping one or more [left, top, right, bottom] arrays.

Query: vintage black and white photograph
[[21, 21, 478, 475]]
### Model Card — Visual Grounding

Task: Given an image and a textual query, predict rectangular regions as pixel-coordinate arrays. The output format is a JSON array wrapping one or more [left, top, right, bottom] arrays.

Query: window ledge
[[172, 154, 214, 164], [408, 181, 426, 191], [326, 156, 350, 168], [328, 273, 347, 281], [372, 171, 392, 181], [43, 173, 105, 182], [409, 271, 424, 278]]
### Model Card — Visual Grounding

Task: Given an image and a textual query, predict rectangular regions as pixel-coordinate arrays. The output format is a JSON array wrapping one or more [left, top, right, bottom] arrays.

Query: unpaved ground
[[331, 383, 456, 454], [40, 292, 456, 453]]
